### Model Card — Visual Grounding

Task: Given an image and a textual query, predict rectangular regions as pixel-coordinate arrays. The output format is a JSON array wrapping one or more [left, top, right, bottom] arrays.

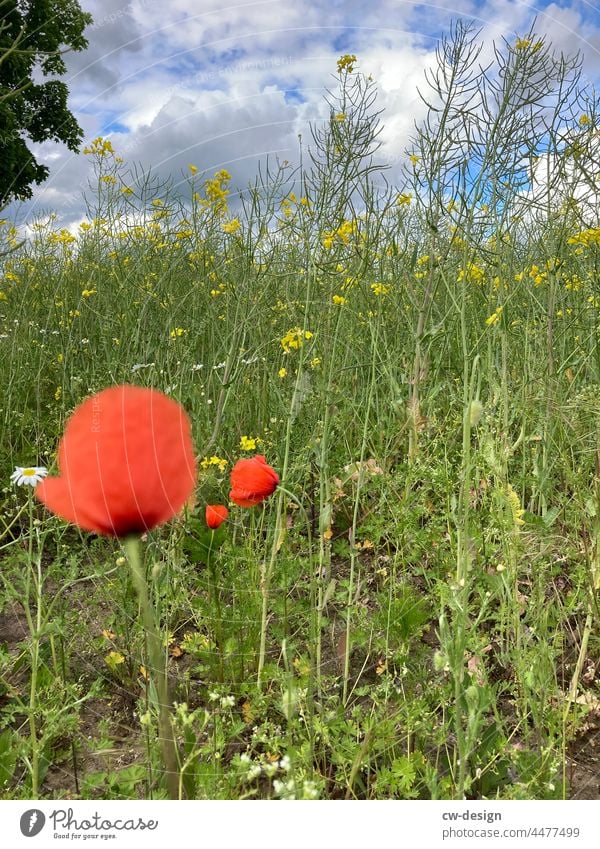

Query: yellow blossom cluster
[[337, 54, 357, 74], [564, 274, 583, 291], [528, 264, 548, 286], [200, 456, 228, 473], [371, 282, 391, 296], [457, 262, 485, 285], [414, 254, 430, 279], [485, 305, 503, 326], [83, 137, 115, 157], [198, 169, 232, 216], [567, 228, 600, 248], [322, 219, 356, 250], [49, 229, 77, 245], [281, 327, 313, 353], [515, 38, 543, 52], [222, 218, 241, 234]]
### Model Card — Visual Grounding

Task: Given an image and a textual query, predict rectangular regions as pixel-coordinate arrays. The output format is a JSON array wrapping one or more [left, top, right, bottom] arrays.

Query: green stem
[[257, 275, 314, 688], [207, 544, 224, 683], [124, 536, 181, 800], [343, 321, 378, 705], [453, 356, 479, 797], [26, 493, 41, 799]]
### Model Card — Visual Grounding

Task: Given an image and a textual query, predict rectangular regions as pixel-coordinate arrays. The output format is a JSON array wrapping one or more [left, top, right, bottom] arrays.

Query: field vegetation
[[0, 22, 599, 800]]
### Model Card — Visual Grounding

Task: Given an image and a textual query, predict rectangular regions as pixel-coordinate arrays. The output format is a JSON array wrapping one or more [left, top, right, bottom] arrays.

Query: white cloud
[[7, 0, 600, 230]]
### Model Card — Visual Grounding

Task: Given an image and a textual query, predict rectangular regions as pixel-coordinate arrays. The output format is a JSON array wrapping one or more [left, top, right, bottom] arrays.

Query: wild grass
[[0, 22, 599, 800]]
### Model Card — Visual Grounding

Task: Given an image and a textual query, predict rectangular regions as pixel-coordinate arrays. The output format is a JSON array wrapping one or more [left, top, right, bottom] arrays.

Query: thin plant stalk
[[206, 536, 224, 683], [124, 536, 180, 800], [256, 267, 315, 687], [452, 355, 479, 797], [23, 492, 42, 799], [343, 322, 378, 705]]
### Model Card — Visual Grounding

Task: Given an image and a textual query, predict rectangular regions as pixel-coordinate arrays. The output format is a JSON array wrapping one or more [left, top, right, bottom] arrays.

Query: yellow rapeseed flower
[[485, 305, 503, 326], [281, 327, 313, 353], [105, 651, 125, 669], [200, 455, 228, 473], [337, 54, 357, 74], [371, 282, 391, 296], [83, 137, 114, 157], [222, 218, 241, 234], [457, 263, 485, 285]]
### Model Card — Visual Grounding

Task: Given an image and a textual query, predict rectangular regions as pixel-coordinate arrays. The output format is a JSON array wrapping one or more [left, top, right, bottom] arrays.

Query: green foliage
[[0, 25, 598, 800], [0, 0, 92, 205]]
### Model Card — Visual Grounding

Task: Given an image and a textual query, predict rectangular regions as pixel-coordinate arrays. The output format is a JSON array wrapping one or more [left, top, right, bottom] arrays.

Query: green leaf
[[0, 730, 18, 786]]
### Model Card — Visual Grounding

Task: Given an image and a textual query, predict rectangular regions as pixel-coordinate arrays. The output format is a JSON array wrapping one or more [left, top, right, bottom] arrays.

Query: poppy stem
[[124, 536, 181, 800], [207, 540, 224, 683]]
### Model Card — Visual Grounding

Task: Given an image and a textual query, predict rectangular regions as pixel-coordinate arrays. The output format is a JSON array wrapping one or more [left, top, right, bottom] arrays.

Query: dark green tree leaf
[[0, 0, 92, 205]]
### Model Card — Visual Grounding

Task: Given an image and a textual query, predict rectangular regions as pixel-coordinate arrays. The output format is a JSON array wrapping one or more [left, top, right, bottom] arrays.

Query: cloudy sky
[[10, 0, 600, 227]]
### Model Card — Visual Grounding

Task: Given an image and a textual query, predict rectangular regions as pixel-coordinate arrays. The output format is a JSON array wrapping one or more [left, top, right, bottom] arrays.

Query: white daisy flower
[[10, 466, 48, 487]]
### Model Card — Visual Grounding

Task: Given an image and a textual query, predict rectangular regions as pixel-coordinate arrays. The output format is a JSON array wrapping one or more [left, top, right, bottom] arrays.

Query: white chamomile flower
[[10, 466, 48, 487]]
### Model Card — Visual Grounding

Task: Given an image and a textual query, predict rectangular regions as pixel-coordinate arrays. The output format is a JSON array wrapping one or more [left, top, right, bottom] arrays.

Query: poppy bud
[[229, 455, 279, 507], [205, 504, 229, 529]]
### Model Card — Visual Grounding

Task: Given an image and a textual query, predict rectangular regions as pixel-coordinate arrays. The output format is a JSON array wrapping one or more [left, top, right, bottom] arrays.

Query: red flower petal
[[229, 455, 279, 508], [36, 385, 197, 536], [205, 504, 229, 529]]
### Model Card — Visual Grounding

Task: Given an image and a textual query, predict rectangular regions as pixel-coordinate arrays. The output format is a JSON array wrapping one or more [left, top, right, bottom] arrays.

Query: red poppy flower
[[36, 385, 197, 536], [205, 504, 229, 529], [229, 454, 279, 507]]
